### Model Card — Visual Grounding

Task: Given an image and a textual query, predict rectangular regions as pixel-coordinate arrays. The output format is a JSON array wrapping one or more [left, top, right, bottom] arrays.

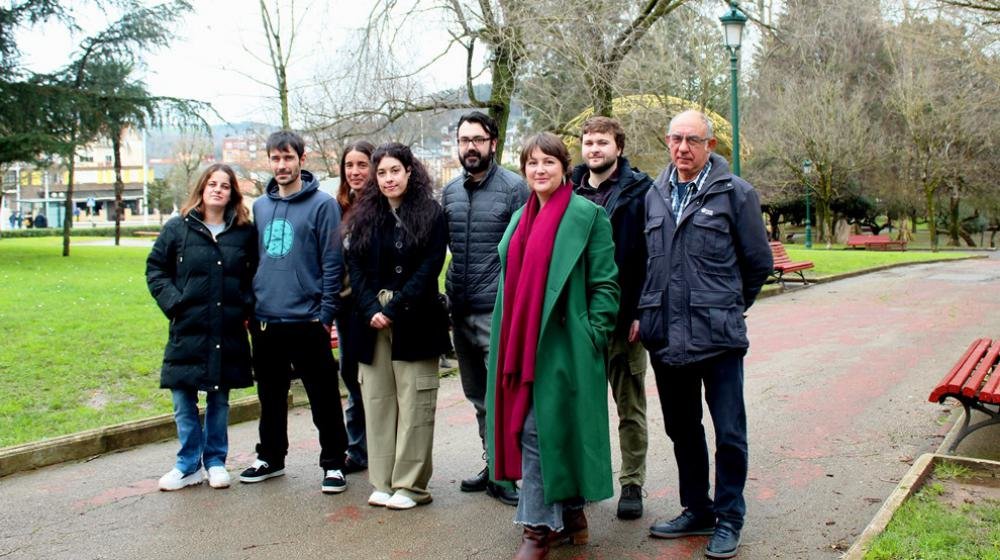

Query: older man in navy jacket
[[639, 110, 772, 559]]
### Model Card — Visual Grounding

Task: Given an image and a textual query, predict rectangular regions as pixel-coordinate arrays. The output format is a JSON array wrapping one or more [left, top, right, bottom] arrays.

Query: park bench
[[928, 338, 1000, 453], [769, 241, 814, 286], [845, 234, 907, 251]]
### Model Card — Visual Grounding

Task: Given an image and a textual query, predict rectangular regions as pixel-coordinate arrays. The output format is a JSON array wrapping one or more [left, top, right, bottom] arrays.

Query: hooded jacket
[[571, 157, 652, 334], [442, 162, 529, 316], [146, 209, 256, 391], [252, 169, 343, 325], [639, 153, 772, 366]]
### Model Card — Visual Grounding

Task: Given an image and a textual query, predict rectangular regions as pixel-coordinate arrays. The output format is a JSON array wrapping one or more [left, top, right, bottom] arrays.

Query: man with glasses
[[442, 111, 528, 506], [640, 110, 771, 559]]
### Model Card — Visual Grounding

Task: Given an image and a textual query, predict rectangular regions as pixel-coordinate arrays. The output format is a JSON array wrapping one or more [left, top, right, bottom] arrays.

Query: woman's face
[[343, 150, 371, 192], [523, 148, 564, 201], [201, 170, 232, 211], [376, 156, 411, 206]]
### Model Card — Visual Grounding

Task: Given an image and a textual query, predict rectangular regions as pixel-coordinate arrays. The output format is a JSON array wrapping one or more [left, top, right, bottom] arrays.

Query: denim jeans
[[171, 388, 230, 475], [514, 408, 583, 531], [652, 350, 748, 530], [337, 316, 367, 466]]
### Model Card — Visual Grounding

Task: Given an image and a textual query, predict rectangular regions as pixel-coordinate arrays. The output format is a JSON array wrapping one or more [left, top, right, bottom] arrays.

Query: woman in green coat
[[486, 132, 619, 560]]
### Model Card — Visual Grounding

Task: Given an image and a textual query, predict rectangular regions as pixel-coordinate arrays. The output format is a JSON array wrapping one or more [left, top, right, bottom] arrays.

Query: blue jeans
[[337, 317, 367, 466], [652, 350, 748, 530], [171, 388, 230, 475], [514, 408, 583, 531]]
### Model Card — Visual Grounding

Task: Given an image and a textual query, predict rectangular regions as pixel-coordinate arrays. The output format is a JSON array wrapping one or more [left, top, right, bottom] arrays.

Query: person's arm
[[733, 186, 773, 309], [586, 210, 621, 349], [317, 198, 343, 328], [381, 208, 448, 320], [145, 220, 183, 318]]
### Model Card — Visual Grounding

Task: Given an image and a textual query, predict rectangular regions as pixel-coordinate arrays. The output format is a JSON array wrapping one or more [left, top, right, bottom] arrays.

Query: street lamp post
[[719, 2, 747, 176], [803, 159, 813, 249]]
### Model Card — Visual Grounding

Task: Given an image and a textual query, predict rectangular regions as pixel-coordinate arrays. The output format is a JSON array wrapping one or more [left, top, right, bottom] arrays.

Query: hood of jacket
[[571, 157, 650, 211], [264, 169, 320, 202]]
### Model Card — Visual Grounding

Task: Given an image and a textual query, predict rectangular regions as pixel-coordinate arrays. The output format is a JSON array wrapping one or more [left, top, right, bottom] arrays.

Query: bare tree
[[258, 0, 304, 129]]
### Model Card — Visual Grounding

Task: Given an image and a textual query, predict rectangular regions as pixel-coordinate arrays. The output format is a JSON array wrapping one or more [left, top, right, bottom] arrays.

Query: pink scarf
[[493, 182, 572, 480]]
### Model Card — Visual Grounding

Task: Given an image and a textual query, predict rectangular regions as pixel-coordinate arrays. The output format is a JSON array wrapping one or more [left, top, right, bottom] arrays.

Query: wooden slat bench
[[928, 338, 1000, 453], [845, 234, 907, 251], [769, 241, 814, 286]]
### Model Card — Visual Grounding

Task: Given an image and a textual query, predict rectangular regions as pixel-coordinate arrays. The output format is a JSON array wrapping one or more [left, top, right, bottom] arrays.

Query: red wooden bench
[[845, 234, 907, 251], [769, 241, 814, 286], [928, 338, 1000, 453]]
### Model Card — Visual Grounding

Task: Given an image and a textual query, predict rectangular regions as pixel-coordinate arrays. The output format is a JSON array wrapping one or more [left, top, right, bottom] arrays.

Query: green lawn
[[784, 246, 973, 278]]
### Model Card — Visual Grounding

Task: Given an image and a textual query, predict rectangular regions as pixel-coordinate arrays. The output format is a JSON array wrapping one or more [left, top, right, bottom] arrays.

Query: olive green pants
[[359, 296, 439, 502], [608, 333, 649, 487]]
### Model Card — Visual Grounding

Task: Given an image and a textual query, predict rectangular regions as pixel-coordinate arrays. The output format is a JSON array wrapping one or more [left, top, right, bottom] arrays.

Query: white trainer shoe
[[207, 466, 231, 488], [158, 468, 204, 491], [385, 492, 419, 510], [368, 490, 392, 507]]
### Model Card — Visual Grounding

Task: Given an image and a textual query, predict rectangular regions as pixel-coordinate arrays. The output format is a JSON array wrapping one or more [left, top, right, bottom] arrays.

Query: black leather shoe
[[486, 480, 519, 506], [705, 523, 741, 559], [617, 484, 643, 520], [342, 455, 367, 474], [649, 510, 716, 539], [460, 466, 489, 492]]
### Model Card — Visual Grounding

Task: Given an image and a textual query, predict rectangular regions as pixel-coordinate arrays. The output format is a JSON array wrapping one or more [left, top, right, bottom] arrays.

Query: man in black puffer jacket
[[571, 116, 652, 521], [442, 111, 528, 506]]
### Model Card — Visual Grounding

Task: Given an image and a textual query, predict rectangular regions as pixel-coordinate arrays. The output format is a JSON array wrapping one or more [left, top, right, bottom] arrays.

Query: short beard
[[587, 157, 616, 175], [460, 149, 494, 174]]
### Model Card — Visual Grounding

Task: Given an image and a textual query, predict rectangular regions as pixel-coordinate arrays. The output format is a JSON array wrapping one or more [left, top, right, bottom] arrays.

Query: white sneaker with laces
[[368, 490, 392, 507], [158, 468, 204, 491], [385, 492, 418, 510], [207, 466, 231, 488]]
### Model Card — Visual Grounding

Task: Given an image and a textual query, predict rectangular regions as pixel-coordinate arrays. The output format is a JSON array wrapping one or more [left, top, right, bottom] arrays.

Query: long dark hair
[[180, 163, 250, 226], [345, 142, 439, 254], [336, 140, 375, 214]]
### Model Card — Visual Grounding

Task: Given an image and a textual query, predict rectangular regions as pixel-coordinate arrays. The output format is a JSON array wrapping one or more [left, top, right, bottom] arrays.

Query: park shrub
[[0, 224, 163, 239]]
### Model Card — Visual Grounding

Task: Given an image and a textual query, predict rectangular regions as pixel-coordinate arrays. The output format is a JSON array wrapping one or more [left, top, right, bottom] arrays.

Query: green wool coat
[[486, 193, 620, 504]]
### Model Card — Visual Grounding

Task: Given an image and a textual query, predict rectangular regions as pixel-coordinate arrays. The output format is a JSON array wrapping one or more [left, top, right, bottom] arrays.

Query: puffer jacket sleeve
[[146, 218, 184, 318]]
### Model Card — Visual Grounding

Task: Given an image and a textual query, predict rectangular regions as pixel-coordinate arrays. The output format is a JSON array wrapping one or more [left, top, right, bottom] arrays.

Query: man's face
[[269, 146, 304, 186], [581, 131, 621, 175], [457, 121, 496, 174], [667, 114, 716, 181]]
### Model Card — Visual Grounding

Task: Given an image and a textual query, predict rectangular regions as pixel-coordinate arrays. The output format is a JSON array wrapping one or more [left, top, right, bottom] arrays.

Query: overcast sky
[[15, 0, 468, 127]]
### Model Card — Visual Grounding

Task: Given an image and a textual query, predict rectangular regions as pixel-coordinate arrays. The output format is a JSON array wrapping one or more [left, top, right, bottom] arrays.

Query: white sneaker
[[207, 466, 231, 488], [385, 492, 419, 510], [368, 490, 392, 507], [158, 468, 204, 491]]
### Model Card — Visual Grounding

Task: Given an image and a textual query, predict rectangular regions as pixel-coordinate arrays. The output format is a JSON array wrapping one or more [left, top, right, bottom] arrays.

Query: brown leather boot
[[513, 525, 550, 560], [549, 508, 589, 547]]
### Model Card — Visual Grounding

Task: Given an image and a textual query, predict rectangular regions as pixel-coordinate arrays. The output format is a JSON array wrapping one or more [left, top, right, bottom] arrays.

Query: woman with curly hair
[[345, 142, 451, 510]]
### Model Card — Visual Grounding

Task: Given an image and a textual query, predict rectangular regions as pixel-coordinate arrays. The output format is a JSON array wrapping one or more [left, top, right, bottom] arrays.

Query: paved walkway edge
[[0, 394, 291, 478]]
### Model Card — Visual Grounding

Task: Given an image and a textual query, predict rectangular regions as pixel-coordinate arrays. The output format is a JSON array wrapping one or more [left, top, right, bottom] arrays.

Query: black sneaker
[[342, 455, 367, 475], [705, 523, 741, 559], [617, 484, 644, 520], [649, 509, 716, 539], [239, 459, 285, 483], [460, 466, 489, 492], [321, 469, 347, 494]]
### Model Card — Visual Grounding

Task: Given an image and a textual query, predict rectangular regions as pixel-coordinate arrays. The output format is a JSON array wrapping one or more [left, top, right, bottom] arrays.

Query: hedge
[[0, 224, 163, 239]]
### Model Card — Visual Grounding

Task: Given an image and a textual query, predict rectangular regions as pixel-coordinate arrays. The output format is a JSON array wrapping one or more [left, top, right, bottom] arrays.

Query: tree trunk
[[113, 130, 125, 246], [767, 210, 781, 241], [486, 36, 522, 163], [947, 191, 961, 247], [62, 154, 76, 257], [925, 185, 938, 252]]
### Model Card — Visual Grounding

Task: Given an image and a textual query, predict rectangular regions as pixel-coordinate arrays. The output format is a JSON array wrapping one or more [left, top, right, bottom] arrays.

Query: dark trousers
[[251, 321, 347, 472], [336, 315, 367, 466], [652, 350, 747, 529]]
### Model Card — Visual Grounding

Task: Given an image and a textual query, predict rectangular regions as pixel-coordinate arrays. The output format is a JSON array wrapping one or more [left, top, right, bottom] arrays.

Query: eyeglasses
[[667, 134, 710, 147], [458, 136, 491, 148]]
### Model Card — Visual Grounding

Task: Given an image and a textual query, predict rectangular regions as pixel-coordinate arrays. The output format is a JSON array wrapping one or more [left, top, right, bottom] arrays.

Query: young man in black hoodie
[[239, 131, 350, 495], [571, 116, 652, 520]]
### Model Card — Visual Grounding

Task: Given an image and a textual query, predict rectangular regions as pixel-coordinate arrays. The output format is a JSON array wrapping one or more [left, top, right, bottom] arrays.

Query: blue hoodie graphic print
[[252, 170, 343, 324]]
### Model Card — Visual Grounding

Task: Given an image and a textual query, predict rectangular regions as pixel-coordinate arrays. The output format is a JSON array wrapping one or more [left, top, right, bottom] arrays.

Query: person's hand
[[370, 312, 392, 329], [628, 319, 640, 343]]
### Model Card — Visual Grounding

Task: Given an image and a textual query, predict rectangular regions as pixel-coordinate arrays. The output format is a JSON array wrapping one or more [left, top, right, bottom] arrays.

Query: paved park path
[[2, 256, 999, 560]]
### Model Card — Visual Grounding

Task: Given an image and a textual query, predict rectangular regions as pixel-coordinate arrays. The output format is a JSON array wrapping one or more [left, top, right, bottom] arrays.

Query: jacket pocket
[[637, 290, 666, 349], [691, 214, 731, 261], [644, 216, 665, 257], [689, 289, 742, 346]]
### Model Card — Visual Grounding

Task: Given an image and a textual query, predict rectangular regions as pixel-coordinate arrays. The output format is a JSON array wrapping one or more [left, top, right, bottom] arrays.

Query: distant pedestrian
[[145, 163, 257, 491], [642, 110, 772, 559], [14, 210, 22, 228], [7, 211, 14, 230], [441, 111, 527, 506], [334, 139, 376, 474], [488, 133, 619, 559], [240, 130, 351, 495], [32, 213, 46, 228], [344, 142, 451, 510], [570, 116, 652, 520]]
